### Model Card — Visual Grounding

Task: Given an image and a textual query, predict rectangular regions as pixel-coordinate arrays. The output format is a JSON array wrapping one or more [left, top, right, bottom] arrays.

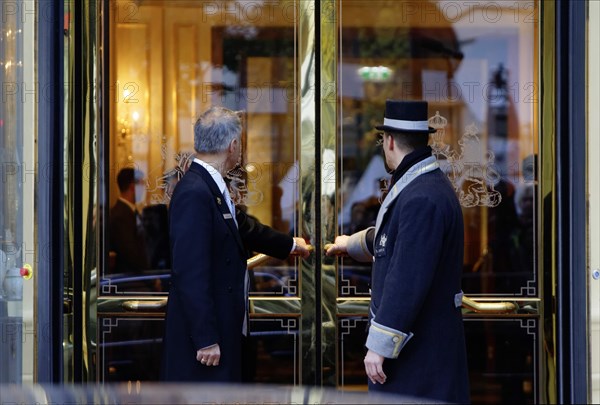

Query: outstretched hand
[[325, 235, 351, 256], [291, 237, 311, 258]]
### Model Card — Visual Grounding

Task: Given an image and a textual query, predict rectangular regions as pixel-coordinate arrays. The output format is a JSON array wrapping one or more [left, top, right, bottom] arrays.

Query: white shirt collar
[[193, 158, 227, 195]]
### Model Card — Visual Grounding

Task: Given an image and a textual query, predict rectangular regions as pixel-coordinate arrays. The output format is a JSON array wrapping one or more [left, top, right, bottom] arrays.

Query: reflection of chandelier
[[224, 25, 258, 40], [357, 66, 393, 83], [117, 117, 131, 144], [116, 115, 135, 162], [117, 89, 144, 162]]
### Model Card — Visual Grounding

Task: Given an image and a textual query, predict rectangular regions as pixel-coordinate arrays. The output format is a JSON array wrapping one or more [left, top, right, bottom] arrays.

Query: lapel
[[374, 156, 439, 239], [189, 162, 246, 255]]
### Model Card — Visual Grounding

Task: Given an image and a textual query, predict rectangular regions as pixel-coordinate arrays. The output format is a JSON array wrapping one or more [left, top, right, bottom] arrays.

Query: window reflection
[[244, 318, 299, 384], [464, 319, 536, 404], [105, 1, 300, 296], [99, 316, 300, 384], [338, 0, 538, 297], [337, 317, 369, 388], [0, 0, 27, 383], [100, 317, 165, 382]]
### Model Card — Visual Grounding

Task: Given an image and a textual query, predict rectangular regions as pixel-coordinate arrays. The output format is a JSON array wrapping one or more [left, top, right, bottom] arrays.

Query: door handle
[[119, 259, 516, 314], [247, 245, 312, 270], [323, 244, 517, 314], [248, 253, 270, 269], [122, 300, 167, 311], [461, 295, 517, 314], [119, 253, 273, 312], [117, 248, 324, 313]]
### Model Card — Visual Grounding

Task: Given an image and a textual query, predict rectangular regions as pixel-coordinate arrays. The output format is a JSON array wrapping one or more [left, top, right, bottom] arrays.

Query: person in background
[[108, 168, 150, 277], [326, 100, 470, 403], [161, 106, 310, 382]]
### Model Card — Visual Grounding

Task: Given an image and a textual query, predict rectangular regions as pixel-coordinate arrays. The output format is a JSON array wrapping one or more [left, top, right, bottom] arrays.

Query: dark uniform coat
[[350, 154, 469, 403], [161, 162, 293, 382], [108, 199, 149, 275]]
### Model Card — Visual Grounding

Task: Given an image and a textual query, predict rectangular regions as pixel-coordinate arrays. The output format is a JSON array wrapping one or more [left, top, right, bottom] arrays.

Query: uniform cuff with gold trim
[[347, 228, 374, 262], [365, 320, 413, 359]]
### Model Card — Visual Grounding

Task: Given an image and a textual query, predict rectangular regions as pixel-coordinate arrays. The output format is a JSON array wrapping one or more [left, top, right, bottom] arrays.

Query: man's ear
[[228, 138, 239, 154], [386, 133, 395, 151]]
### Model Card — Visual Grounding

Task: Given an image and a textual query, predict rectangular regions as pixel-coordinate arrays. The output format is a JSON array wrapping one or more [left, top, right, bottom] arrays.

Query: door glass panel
[[104, 1, 299, 295], [99, 317, 164, 381], [337, 0, 539, 397], [245, 317, 300, 384], [338, 0, 538, 298], [100, 0, 303, 382], [337, 316, 538, 398], [0, 0, 35, 383], [337, 316, 369, 388], [465, 319, 537, 404], [99, 0, 543, 394], [98, 315, 300, 383]]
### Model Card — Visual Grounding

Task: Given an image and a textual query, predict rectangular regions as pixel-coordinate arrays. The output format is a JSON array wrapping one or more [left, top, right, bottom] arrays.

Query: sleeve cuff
[[290, 238, 296, 254], [365, 320, 413, 359], [346, 228, 374, 262]]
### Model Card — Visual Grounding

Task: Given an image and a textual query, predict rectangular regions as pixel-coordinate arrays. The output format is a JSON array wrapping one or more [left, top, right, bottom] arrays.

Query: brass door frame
[[317, 0, 338, 385], [62, 0, 101, 383], [539, 1, 556, 402], [325, 0, 554, 399], [74, 1, 562, 397], [90, 0, 323, 385]]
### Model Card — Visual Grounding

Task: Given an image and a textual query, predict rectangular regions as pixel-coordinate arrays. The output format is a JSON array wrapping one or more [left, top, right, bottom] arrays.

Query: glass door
[[85, 1, 552, 403], [333, 1, 544, 402], [94, 0, 316, 383], [0, 0, 36, 384]]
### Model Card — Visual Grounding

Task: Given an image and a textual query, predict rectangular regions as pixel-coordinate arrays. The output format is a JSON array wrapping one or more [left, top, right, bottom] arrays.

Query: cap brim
[[375, 125, 437, 134]]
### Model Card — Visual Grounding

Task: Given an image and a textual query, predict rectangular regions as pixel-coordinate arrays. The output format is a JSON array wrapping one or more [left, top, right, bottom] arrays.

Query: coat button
[[227, 286, 232, 292], [392, 336, 400, 343]]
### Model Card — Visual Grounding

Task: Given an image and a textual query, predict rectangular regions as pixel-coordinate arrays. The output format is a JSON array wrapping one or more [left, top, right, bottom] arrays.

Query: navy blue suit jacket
[[108, 199, 149, 275], [369, 169, 470, 403], [161, 162, 293, 382]]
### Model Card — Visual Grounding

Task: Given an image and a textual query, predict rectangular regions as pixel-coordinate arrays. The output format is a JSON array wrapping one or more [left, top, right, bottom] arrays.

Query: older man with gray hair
[[161, 106, 310, 382]]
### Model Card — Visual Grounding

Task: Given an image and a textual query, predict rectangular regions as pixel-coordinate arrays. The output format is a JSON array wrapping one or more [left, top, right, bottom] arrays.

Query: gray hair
[[193, 106, 243, 154]]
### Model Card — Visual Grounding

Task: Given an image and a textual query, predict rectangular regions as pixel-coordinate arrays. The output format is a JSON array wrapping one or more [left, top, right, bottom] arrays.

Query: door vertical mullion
[[319, 0, 338, 386], [36, 0, 65, 383], [298, 0, 320, 385]]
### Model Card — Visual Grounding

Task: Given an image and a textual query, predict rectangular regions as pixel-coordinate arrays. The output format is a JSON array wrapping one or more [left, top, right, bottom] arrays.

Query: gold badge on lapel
[[216, 197, 222, 205]]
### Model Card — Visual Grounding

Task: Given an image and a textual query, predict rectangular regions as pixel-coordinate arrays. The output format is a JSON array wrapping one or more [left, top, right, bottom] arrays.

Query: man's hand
[[196, 344, 221, 366], [291, 237, 311, 258], [364, 349, 387, 385], [325, 235, 350, 256]]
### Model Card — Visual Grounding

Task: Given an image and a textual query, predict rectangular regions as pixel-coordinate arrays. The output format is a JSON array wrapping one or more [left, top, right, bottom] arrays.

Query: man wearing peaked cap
[[327, 100, 470, 403]]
